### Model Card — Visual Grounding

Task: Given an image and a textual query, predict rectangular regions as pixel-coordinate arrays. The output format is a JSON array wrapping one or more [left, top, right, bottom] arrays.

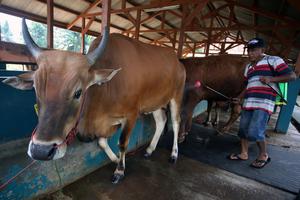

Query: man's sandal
[[250, 157, 271, 168], [227, 153, 248, 161]]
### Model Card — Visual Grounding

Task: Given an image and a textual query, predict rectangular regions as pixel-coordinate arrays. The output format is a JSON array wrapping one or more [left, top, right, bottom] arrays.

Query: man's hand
[[259, 76, 272, 84], [231, 98, 241, 105]]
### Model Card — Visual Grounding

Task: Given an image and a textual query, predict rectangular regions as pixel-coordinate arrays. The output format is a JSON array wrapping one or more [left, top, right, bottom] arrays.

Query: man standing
[[228, 38, 296, 168]]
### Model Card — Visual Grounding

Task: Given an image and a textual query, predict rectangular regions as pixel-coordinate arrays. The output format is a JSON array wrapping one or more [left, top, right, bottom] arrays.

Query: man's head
[[246, 38, 265, 62]]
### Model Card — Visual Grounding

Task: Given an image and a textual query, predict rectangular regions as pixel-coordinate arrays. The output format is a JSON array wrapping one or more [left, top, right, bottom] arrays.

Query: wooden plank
[[0, 41, 35, 63]]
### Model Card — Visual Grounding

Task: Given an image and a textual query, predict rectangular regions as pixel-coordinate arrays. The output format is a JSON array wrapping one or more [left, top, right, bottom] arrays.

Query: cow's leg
[[204, 101, 214, 127], [98, 138, 119, 163], [112, 116, 137, 184], [213, 105, 220, 127], [220, 103, 241, 133], [169, 98, 181, 163], [144, 109, 167, 158], [179, 99, 199, 143]]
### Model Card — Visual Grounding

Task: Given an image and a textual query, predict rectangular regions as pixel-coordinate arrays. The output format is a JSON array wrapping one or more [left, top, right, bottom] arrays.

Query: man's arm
[[260, 72, 297, 84], [232, 88, 247, 104]]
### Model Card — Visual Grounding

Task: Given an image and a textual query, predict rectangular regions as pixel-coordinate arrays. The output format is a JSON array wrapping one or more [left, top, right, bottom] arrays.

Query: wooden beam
[[37, 0, 124, 33], [253, 0, 258, 37], [206, 17, 213, 56], [135, 9, 141, 40], [184, 0, 210, 26], [67, 0, 102, 29], [82, 17, 95, 34], [192, 42, 196, 57], [0, 41, 35, 63], [121, 0, 126, 9], [123, 24, 300, 33], [123, 11, 162, 33], [101, 0, 111, 33], [81, 18, 86, 54], [177, 5, 187, 58], [84, 0, 199, 17], [47, 0, 54, 48], [226, 0, 300, 27], [0, 5, 101, 36]]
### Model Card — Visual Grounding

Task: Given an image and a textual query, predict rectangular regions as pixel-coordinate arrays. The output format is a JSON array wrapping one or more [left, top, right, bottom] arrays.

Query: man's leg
[[248, 110, 270, 167], [257, 140, 268, 160], [240, 138, 249, 159], [229, 110, 251, 160]]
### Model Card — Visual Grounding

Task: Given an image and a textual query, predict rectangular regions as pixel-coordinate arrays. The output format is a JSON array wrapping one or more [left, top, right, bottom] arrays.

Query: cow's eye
[[74, 89, 82, 99]]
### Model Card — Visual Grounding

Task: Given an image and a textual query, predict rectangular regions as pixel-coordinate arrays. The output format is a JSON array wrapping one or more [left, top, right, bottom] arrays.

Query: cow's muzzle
[[27, 140, 66, 160]]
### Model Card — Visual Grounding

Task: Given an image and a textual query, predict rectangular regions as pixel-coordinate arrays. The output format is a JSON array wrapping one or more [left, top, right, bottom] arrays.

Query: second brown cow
[[179, 55, 249, 142]]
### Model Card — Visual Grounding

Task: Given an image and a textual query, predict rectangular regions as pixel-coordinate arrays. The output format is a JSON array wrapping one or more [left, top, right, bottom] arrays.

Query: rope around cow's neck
[[0, 92, 88, 191], [194, 80, 233, 101]]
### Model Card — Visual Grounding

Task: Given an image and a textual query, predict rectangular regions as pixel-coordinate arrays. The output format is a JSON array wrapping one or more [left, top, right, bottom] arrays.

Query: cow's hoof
[[204, 122, 213, 127], [111, 173, 124, 184], [144, 152, 152, 159], [169, 156, 177, 164], [212, 122, 218, 127]]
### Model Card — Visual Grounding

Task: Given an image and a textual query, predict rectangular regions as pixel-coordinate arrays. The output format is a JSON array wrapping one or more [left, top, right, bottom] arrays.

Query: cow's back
[[81, 34, 185, 135], [181, 55, 249, 100]]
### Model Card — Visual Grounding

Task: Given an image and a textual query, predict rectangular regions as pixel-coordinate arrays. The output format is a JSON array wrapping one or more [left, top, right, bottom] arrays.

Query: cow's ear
[[2, 71, 35, 90], [87, 68, 121, 87]]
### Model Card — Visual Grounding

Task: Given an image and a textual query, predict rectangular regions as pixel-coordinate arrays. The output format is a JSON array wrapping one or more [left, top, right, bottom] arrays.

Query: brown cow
[[3, 19, 186, 184], [179, 55, 249, 142]]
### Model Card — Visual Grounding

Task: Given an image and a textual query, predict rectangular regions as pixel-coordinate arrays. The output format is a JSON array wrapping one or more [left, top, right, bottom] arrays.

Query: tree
[[84, 35, 96, 54], [28, 21, 47, 48], [1, 21, 13, 42], [54, 27, 81, 52]]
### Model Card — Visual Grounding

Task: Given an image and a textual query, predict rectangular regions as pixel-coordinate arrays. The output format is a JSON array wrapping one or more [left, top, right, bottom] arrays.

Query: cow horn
[[86, 26, 109, 66], [22, 18, 42, 59]]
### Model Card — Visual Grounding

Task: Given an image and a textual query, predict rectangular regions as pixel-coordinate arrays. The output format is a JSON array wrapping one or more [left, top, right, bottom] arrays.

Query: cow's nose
[[29, 142, 56, 160]]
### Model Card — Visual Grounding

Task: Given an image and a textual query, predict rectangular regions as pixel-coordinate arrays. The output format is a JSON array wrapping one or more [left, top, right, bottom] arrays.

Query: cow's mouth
[[27, 140, 67, 160]]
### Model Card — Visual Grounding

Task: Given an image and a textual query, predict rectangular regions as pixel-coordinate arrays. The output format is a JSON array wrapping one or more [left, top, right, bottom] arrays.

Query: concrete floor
[[37, 108, 300, 200], [39, 148, 295, 200]]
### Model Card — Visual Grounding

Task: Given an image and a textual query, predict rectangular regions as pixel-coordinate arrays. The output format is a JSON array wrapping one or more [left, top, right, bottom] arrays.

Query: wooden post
[[121, 0, 126, 9], [47, 0, 54, 48], [295, 53, 300, 77], [192, 42, 196, 57], [81, 17, 86, 54], [172, 31, 177, 50], [101, 0, 111, 35], [135, 9, 141, 40], [177, 5, 187, 58], [206, 17, 213, 56]]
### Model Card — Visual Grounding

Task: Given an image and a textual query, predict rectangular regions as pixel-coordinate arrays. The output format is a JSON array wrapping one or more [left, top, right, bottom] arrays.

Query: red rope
[[0, 160, 37, 191]]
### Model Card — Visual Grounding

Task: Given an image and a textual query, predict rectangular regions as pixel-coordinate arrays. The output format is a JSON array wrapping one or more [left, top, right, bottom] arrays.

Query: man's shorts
[[238, 109, 270, 141]]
